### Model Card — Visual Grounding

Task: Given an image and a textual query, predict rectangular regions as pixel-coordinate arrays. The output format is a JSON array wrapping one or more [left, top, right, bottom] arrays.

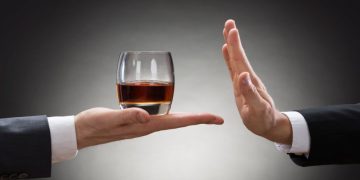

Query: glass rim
[[121, 51, 171, 54]]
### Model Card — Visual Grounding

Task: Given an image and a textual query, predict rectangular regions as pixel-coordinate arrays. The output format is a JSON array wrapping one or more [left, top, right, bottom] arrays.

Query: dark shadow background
[[1, 0, 360, 179]]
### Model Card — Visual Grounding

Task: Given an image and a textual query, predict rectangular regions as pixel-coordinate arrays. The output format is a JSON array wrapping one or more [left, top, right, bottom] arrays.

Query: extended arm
[[221, 19, 360, 166], [0, 108, 223, 178]]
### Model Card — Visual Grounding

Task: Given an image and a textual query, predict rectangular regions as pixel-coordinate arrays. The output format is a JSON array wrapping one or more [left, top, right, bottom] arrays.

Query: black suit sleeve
[[0, 116, 51, 179], [289, 104, 360, 166]]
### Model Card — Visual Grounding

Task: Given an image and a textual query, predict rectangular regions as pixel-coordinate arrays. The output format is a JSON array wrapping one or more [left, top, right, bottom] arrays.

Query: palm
[[240, 101, 274, 136], [75, 108, 224, 149], [222, 19, 291, 144]]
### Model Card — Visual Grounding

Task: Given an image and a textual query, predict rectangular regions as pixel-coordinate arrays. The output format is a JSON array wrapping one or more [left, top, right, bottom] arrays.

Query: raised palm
[[222, 19, 292, 144]]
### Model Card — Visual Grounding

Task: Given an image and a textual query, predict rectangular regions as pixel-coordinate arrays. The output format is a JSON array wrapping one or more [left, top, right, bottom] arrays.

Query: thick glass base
[[120, 102, 171, 115]]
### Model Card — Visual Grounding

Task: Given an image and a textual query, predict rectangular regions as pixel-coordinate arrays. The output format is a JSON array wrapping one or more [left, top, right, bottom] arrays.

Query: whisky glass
[[116, 51, 174, 115]]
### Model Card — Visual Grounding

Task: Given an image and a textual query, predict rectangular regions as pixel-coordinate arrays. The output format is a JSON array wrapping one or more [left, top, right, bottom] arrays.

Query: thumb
[[117, 108, 150, 125], [237, 72, 264, 108]]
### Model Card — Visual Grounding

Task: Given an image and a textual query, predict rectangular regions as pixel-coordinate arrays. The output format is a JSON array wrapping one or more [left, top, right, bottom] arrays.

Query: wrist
[[264, 111, 292, 145], [74, 114, 87, 149]]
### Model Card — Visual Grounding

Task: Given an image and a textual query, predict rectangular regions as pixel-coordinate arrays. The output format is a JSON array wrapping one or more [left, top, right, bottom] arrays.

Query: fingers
[[227, 28, 254, 75], [116, 113, 224, 139], [222, 44, 230, 62], [117, 108, 150, 125], [222, 19, 235, 78], [75, 109, 222, 148], [235, 72, 265, 108], [222, 19, 256, 82], [223, 19, 236, 42], [146, 113, 224, 132], [222, 44, 233, 78], [233, 73, 245, 107], [223, 20, 272, 106]]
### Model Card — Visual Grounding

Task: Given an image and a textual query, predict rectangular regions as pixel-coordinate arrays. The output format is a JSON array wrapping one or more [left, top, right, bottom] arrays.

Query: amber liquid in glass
[[117, 81, 174, 115]]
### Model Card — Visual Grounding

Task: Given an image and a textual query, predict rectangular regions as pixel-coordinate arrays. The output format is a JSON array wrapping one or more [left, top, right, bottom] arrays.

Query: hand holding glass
[[74, 52, 223, 149]]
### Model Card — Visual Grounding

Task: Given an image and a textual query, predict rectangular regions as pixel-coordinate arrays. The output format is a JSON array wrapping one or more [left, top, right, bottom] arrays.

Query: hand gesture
[[75, 108, 224, 149], [222, 19, 292, 144]]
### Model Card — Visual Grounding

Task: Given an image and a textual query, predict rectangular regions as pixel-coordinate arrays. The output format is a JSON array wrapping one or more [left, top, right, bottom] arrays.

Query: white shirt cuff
[[275, 111, 310, 155], [48, 116, 78, 163]]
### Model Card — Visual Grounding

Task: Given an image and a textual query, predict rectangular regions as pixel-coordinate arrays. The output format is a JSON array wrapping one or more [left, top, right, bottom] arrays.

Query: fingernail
[[243, 73, 251, 85], [137, 112, 149, 123], [210, 116, 224, 125], [216, 118, 224, 124]]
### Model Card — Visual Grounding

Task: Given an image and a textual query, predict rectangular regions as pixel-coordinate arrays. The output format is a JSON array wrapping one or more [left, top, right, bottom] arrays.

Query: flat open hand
[[75, 107, 224, 149], [222, 19, 292, 144]]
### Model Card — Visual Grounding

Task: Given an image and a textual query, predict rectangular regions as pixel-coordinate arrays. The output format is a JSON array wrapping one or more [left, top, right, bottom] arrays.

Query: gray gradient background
[[1, 0, 360, 179]]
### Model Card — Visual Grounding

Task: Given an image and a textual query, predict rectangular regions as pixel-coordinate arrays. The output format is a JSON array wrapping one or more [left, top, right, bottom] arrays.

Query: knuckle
[[126, 108, 140, 115], [243, 85, 253, 95], [258, 104, 272, 115], [124, 108, 148, 122]]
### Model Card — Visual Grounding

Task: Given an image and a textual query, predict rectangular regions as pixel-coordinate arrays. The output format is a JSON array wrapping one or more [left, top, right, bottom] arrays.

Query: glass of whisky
[[116, 51, 174, 115]]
